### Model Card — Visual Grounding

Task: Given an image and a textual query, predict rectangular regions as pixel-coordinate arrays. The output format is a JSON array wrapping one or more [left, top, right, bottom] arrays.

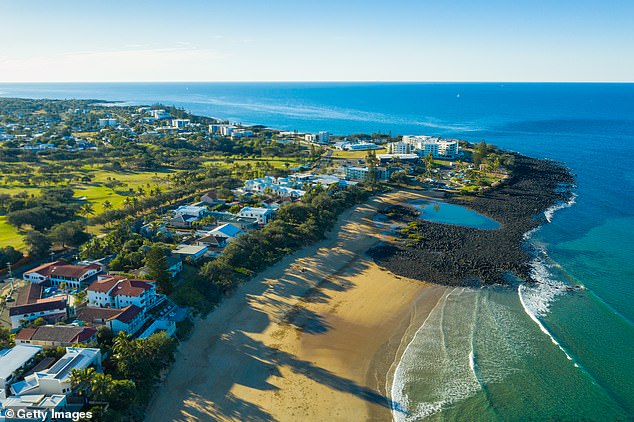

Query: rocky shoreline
[[368, 154, 575, 286]]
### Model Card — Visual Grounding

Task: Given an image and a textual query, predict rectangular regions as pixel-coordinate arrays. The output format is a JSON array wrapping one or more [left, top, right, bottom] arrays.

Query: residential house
[[238, 207, 274, 225], [200, 191, 224, 206], [1, 394, 67, 418], [172, 245, 209, 262], [14, 326, 97, 349], [10, 348, 102, 397], [77, 305, 145, 335], [9, 298, 68, 329], [86, 276, 157, 310], [166, 256, 183, 278], [209, 223, 245, 243], [0, 345, 43, 400]]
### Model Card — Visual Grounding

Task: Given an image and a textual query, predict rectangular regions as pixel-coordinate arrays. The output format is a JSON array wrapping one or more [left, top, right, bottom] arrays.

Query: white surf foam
[[544, 192, 577, 223], [518, 284, 574, 362], [391, 288, 482, 421]]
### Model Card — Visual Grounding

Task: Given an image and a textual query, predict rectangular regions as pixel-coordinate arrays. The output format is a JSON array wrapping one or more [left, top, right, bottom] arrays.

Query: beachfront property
[[209, 211, 260, 231], [86, 276, 157, 309], [23, 261, 101, 289], [77, 305, 145, 335], [345, 166, 399, 181], [172, 244, 210, 262], [1, 394, 68, 419], [0, 345, 43, 400], [98, 118, 117, 128], [238, 207, 274, 225], [14, 326, 97, 349], [10, 348, 101, 397], [399, 135, 460, 159]]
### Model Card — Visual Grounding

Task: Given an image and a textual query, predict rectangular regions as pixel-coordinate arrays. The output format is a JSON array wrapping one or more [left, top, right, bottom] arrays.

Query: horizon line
[[1, 80, 633, 84]]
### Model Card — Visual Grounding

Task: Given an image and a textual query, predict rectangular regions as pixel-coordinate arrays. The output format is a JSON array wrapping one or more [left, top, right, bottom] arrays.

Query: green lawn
[[0, 216, 25, 249]]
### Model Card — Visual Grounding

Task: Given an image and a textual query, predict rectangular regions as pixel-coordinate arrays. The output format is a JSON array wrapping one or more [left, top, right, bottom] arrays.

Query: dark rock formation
[[368, 154, 574, 286]]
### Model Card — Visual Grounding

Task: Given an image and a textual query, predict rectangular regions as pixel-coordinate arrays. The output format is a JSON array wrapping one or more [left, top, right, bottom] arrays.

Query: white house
[[1, 394, 67, 417], [77, 305, 145, 335], [9, 298, 68, 329], [86, 277, 157, 310], [10, 348, 101, 397], [0, 345, 43, 399], [209, 223, 245, 243], [23, 261, 101, 289], [238, 207, 274, 225]]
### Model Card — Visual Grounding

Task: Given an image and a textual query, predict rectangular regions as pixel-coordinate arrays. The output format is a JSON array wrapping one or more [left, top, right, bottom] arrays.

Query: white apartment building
[[172, 119, 190, 129], [98, 118, 117, 128], [401, 135, 459, 159], [387, 141, 414, 154], [86, 277, 157, 310], [10, 348, 101, 397]]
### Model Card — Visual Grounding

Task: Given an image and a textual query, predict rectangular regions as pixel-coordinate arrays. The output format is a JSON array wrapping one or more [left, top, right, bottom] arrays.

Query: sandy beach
[[146, 191, 447, 421]]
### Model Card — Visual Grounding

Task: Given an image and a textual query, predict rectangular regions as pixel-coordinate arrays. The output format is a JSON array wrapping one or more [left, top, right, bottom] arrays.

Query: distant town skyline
[[1, 0, 633, 82]]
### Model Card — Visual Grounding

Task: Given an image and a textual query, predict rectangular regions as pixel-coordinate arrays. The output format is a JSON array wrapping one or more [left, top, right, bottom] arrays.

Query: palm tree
[[70, 367, 96, 397], [80, 203, 95, 216], [102, 200, 113, 211]]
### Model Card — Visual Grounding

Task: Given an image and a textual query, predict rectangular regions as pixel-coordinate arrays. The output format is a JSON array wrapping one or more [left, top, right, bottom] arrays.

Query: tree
[[50, 220, 89, 247], [146, 245, 172, 294], [0, 246, 22, 265], [79, 203, 95, 217], [424, 153, 434, 177], [0, 327, 14, 349], [24, 230, 52, 258], [102, 200, 113, 211]]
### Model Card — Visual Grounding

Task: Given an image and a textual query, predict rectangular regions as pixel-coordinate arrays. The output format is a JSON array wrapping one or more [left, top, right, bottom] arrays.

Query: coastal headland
[[369, 154, 574, 285]]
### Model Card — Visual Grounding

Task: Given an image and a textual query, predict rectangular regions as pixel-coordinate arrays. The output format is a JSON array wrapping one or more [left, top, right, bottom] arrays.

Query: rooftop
[[0, 345, 43, 381]]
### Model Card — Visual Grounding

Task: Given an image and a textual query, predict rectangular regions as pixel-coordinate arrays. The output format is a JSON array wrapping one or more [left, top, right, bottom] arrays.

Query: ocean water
[[1, 82, 633, 420]]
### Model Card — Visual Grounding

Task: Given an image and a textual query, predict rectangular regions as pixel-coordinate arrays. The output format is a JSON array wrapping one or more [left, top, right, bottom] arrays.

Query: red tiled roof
[[24, 261, 100, 280], [77, 305, 143, 325], [110, 279, 154, 298], [87, 276, 121, 293], [16, 283, 43, 306], [9, 299, 67, 316], [15, 325, 97, 344], [15, 328, 37, 341], [77, 307, 123, 323], [114, 305, 143, 323]]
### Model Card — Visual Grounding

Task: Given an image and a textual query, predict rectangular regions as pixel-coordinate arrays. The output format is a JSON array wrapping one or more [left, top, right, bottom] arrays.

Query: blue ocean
[[1, 82, 632, 420]]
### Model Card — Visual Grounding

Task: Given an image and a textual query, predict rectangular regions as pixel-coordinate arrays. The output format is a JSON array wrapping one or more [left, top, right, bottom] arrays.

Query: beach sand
[[145, 191, 447, 421]]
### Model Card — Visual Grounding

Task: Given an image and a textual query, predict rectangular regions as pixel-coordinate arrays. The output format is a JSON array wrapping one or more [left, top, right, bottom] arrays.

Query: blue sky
[[1, 0, 632, 82]]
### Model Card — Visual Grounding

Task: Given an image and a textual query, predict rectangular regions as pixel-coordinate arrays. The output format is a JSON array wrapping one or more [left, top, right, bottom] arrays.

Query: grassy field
[[0, 166, 178, 249], [0, 216, 25, 249]]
